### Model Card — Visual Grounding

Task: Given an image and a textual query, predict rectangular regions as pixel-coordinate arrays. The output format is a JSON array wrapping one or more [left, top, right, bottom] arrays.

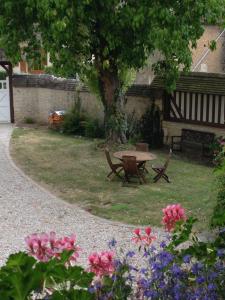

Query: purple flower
[[171, 264, 182, 276], [196, 276, 205, 284], [126, 250, 135, 258], [217, 248, 225, 257], [183, 254, 191, 263], [160, 241, 167, 248], [108, 238, 117, 248], [208, 283, 216, 291], [140, 268, 148, 274], [144, 289, 158, 298], [192, 262, 203, 275]]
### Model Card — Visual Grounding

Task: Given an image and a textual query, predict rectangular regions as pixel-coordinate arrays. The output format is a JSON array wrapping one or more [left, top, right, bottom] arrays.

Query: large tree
[[0, 0, 224, 142]]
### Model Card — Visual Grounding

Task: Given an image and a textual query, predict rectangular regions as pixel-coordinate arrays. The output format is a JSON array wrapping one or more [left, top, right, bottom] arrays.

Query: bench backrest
[[181, 129, 215, 144]]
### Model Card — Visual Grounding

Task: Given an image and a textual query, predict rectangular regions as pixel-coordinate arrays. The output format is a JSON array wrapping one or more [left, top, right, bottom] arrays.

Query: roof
[[151, 72, 225, 95]]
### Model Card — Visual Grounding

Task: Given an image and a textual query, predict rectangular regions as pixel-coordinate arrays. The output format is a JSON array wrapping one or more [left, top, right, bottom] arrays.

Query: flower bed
[[0, 205, 224, 300]]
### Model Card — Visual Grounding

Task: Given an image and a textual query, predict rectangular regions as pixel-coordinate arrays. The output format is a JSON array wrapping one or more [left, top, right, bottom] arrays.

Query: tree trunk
[[98, 68, 127, 143]]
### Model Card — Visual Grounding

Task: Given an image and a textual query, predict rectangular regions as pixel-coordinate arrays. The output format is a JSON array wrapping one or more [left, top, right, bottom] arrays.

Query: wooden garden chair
[[122, 155, 146, 184], [135, 143, 149, 152], [105, 148, 123, 180], [152, 149, 172, 183], [135, 142, 149, 173]]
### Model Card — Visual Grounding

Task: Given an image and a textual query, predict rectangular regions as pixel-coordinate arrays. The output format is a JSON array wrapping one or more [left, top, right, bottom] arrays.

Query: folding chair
[[105, 148, 123, 180], [135, 143, 149, 173], [122, 155, 146, 184], [152, 149, 172, 183]]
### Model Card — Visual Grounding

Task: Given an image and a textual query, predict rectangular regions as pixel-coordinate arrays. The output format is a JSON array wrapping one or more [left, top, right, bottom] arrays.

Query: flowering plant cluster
[[25, 232, 80, 264], [88, 251, 115, 277], [162, 204, 186, 231], [0, 204, 224, 300]]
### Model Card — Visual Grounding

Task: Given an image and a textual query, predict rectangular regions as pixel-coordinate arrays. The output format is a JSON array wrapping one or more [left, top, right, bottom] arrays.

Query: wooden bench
[[171, 129, 215, 157]]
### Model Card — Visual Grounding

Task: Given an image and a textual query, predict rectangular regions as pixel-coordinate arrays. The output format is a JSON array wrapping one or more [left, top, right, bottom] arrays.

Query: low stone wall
[[12, 74, 153, 124], [13, 87, 105, 124]]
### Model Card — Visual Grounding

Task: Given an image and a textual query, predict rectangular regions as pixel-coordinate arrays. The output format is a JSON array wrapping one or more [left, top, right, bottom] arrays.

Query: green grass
[[10, 127, 217, 230]]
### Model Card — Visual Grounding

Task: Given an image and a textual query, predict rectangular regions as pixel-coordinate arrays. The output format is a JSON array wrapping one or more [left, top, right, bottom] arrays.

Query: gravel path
[[0, 124, 166, 266]]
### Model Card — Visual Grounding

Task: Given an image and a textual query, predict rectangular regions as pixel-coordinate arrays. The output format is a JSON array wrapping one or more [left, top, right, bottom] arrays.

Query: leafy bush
[[83, 119, 105, 139], [62, 106, 86, 135], [211, 151, 225, 229], [0, 71, 7, 80], [62, 105, 104, 138], [0, 205, 224, 299], [24, 117, 35, 124], [125, 111, 141, 143], [139, 102, 164, 148], [211, 136, 225, 166]]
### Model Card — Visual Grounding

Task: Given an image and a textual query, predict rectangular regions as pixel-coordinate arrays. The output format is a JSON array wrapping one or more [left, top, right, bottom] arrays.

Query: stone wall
[[12, 75, 152, 124]]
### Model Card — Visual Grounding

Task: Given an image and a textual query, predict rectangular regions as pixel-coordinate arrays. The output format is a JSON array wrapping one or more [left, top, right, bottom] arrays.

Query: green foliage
[[83, 119, 105, 139], [62, 106, 86, 136], [62, 103, 104, 138], [211, 158, 225, 229], [24, 117, 35, 124], [0, 251, 94, 300], [0, 1, 224, 90], [168, 217, 225, 267], [125, 111, 141, 143], [0, 71, 7, 80], [98, 265, 132, 300], [139, 102, 164, 148]]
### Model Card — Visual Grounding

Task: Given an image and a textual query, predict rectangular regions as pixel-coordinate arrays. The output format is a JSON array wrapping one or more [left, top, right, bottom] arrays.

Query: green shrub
[[211, 155, 225, 228], [0, 71, 7, 80], [62, 106, 104, 138], [139, 102, 164, 148], [125, 111, 141, 143], [83, 119, 104, 138], [24, 117, 35, 124], [62, 107, 86, 135]]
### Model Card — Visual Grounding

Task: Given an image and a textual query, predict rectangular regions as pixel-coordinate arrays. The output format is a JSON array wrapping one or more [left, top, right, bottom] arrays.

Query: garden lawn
[[11, 127, 216, 230]]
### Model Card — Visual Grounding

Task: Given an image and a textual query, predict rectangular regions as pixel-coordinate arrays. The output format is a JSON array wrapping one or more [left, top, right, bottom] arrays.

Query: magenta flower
[[162, 204, 186, 232]]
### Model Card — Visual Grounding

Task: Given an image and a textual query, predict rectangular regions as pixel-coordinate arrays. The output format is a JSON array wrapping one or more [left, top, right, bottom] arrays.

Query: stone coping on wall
[[12, 74, 81, 91], [12, 74, 157, 97]]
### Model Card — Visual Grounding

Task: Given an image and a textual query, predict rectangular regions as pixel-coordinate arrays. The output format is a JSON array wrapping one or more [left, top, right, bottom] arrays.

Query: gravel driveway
[[0, 124, 166, 266]]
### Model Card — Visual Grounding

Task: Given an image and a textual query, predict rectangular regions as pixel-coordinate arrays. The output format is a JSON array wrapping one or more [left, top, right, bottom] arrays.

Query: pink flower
[[145, 227, 151, 236], [88, 251, 115, 277], [134, 228, 141, 236], [162, 204, 186, 232], [25, 232, 81, 265], [132, 227, 156, 246]]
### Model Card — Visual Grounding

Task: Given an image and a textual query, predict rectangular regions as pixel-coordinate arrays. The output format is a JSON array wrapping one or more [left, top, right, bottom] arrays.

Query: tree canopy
[[0, 0, 224, 141]]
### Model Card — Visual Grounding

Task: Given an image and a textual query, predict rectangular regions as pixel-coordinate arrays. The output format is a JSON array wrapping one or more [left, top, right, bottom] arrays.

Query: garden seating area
[[105, 145, 171, 184], [10, 127, 216, 230]]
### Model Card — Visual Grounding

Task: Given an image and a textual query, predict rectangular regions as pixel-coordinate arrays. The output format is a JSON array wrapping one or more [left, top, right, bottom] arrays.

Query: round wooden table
[[113, 150, 156, 162]]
